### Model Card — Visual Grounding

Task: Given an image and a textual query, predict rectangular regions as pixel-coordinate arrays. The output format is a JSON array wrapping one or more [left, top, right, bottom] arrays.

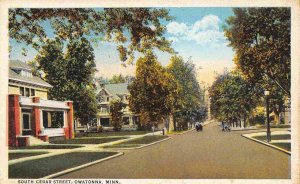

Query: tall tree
[[224, 8, 290, 96], [110, 100, 126, 131], [128, 53, 175, 129], [109, 74, 126, 84], [167, 55, 203, 130], [34, 37, 98, 124], [9, 8, 174, 64], [209, 71, 259, 127]]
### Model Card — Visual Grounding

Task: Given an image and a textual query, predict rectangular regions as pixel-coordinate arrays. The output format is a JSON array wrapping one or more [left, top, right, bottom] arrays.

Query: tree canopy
[[34, 37, 98, 124], [209, 71, 259, 125], [9, 8, 174, 65], [128, 53, 175, 128], [110, 100, 126, 131], [167, 56, 204, 129], [109, 74, 134, 84], [224, 8, 290, 96]]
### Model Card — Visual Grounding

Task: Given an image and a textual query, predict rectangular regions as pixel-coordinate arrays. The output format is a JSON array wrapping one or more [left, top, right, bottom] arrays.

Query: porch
[[8, 95, 74, 147]]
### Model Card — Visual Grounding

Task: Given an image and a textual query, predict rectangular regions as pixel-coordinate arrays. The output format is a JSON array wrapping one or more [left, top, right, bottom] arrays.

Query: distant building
[[95, 83, 139, 128], [8, 60, 74, 147]]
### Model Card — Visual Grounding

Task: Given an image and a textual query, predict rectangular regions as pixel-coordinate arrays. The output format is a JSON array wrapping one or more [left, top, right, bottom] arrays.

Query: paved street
[[58, 121, 290, 179]]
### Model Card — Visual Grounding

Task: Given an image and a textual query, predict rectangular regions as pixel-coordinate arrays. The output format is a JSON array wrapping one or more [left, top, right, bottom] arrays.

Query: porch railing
[[41, 128, 65, 137]]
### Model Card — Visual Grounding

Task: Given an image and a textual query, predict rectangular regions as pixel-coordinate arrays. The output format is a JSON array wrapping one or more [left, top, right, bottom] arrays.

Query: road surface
[[58, 121, 290, 179]]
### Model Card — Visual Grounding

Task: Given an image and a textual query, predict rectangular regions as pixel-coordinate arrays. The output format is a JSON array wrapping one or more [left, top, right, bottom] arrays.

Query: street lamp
[[264, 90, 271, 142]]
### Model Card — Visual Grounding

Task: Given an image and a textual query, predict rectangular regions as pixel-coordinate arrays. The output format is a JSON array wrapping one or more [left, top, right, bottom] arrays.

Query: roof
[[9, 60, 52, 88], [97, 83, 129, 100], [9, 60, 32, 70], [105, 83, 129, 95]]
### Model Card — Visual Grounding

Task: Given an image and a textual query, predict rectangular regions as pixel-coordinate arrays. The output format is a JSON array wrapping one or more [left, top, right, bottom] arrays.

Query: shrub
[[97, 126, 103, 132]]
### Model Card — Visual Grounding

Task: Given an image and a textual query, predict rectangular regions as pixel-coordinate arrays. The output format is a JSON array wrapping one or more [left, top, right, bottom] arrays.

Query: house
[[94, 83, 139, 129], [8, 60, 74, 147]]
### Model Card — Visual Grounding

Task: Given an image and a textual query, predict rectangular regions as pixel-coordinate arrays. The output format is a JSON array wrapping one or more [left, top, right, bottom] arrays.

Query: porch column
[[129, 116, 133, 126], [97, 118, 100, 126], [32, 97, 41, 137], [63, 110, 67, 128], [40, 109, 44, 132], [8, 94, 21, 147], [65, 101, 74, 139]]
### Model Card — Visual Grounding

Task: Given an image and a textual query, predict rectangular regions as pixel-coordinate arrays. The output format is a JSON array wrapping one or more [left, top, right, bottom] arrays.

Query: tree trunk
[[274, 112, 280, 125]]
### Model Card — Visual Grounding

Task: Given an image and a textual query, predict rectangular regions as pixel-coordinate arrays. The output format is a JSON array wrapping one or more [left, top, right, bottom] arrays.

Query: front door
[[22, 113, 31, 135]]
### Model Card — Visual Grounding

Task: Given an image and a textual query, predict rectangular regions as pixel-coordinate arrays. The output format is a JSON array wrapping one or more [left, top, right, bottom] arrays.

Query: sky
[[9, 7, 235, 86]]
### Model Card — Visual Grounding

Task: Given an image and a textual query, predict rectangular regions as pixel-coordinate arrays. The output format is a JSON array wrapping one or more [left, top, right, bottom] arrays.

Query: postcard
[[0, 0, 299, 184]]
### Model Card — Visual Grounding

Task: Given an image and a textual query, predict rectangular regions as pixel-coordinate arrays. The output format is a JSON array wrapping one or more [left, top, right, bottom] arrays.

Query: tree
[[109, 74, 126, 84], [224, 8, 290, 96], [167, 55, 203, 130], [34, 37, 98, 125], [110, 100, 126, 131], [128, 53, 175, 130], [9, 8, 174, 64], [209, 71, 259, 127]]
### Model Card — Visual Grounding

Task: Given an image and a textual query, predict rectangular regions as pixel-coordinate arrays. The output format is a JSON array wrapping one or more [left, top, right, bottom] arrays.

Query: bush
[[97, 126, 103, 132]]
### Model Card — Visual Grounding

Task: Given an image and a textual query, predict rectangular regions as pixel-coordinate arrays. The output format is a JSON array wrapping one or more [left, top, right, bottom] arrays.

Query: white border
[[1, 1, 299, 184]]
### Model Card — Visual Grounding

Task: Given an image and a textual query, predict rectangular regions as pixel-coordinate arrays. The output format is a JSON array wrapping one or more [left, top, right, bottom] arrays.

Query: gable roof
[[9, 60, 52, 88], [96, 83, 129, 100], [105, 83, 129, 95], [9, 60, 32, 70]]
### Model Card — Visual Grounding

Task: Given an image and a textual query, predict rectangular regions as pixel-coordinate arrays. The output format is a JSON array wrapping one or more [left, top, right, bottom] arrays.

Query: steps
[[29, 136, 49, 146]]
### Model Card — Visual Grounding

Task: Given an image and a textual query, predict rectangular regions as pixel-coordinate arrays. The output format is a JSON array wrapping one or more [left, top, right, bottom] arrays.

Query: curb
[[108, 137, 172, 150], [241, 134, 291, 155], [43, 151, 124, 179]]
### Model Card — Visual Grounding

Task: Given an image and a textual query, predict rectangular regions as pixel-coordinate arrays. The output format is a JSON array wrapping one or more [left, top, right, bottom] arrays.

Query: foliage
[[34, 37, 98, 124], [249, 107, 266, 126], [9, 8, 174, 64], [110, 100, 126, 131], [128, 53, 175, 128], [50, 111, 64, 128], [224, 8, 291, 96], [167, 55, 204, 129], [209, 71, 259, 125], [109, 74, 134, 84]]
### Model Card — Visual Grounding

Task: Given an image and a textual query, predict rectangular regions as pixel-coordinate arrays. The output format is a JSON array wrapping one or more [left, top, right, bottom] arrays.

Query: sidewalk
[[242, 130, 291, 154]]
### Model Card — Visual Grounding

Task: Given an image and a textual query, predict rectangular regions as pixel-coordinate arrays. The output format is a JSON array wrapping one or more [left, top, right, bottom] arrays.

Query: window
[[22, 113, 31, 130], [20, 87, 25, 96], [107, 97, 109, 101], [25, 88, 30, 97], [31, 89, 35, 96]]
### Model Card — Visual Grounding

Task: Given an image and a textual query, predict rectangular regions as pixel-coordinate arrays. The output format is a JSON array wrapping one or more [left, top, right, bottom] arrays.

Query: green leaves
[[9, 8, 174, 65], [128, 53, 174, 125], [224, 8, 290, 96], [209, 72, 258, 122], [110, 100, 126, 131], [34, 37, 97, 124]]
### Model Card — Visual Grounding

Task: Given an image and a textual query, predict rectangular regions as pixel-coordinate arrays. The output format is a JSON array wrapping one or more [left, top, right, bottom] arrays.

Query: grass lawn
[[252, 134, 291, 141], [51, 137, 127, 144], [9, 151, 49, 160], [271, 143, 291, 152], [9, 145, 83, 150], [75, 131, 155, 138], [102, 135, 168, 149], [9, 151, 118, 178]]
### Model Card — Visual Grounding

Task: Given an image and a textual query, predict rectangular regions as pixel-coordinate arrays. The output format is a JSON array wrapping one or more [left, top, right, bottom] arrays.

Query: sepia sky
[[9, 7, 236, 86]]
